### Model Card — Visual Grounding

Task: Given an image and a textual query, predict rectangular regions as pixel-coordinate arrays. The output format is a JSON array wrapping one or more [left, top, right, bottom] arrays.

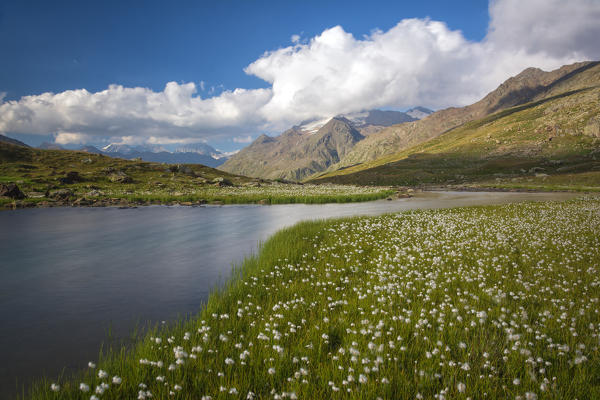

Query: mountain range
[[35, 142, 230, 167], [220, 61, 598, 181], [219, 108, 433, 180]]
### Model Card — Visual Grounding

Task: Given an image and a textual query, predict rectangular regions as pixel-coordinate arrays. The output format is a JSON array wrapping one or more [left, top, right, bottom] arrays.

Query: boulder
[[0, 183, 26, 199], [58, 171, 83, 184], [108, 171, 133, 183], [49, 189, 74, 200], [212, 177, 233, 186]]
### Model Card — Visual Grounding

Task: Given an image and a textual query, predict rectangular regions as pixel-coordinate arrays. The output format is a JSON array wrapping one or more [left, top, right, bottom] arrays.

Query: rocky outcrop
[[0, 183, 26, 199]]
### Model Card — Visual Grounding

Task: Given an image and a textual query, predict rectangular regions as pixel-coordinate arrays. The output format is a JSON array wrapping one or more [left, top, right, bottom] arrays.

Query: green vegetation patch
[[32, 197, 600, 399]]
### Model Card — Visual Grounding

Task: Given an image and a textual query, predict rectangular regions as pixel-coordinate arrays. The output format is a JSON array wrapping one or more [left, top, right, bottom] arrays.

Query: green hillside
[[312, 77, 600, 191], [0, 143, 393, 209]]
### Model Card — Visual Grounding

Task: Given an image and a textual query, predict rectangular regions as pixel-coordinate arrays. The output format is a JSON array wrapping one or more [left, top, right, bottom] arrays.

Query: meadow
[[29, 197, 600, 399]]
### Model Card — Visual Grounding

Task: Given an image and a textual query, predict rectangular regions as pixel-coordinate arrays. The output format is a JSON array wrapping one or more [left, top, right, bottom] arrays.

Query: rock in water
[[0, 183, 26, 199]]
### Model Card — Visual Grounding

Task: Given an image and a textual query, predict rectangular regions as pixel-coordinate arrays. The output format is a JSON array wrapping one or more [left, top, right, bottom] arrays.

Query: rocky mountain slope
[[220, 109, 431, 180], [313, 61, 600, 189], [220, 117, 364, 180], [329, 61, 598, 171]]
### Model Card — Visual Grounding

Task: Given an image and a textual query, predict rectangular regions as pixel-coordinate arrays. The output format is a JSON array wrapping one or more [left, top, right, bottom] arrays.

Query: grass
[[28, 197, 600, 399], [0, 143, 394, 209]]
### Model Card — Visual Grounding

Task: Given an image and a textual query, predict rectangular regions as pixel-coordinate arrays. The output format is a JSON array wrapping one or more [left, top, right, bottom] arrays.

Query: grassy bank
[[28, 197, 600, 399], [0, 142, 394, 209]]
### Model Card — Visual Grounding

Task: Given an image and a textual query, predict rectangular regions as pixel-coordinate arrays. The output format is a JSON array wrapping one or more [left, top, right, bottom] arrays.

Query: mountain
[[79, 145, 104, 154], [0, 134, 29, 147], [313, 61, 600, 186], [220, 108, 428, 180], [219, 117, 364, 180], [97, 143, 228, 167], [326, 61, 598, 171], [174, 143, 221, 156], [102, 143, 168, 154], [406, 107, 434, 119], [343, 109, 419, 127]]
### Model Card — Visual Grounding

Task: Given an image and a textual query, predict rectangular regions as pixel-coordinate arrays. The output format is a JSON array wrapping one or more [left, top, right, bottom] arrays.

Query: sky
[[0, 0, 599, 152]]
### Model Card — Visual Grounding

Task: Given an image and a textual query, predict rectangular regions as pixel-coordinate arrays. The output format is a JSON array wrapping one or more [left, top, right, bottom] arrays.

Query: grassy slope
[[29, 197, 600, 399], [0, 143, 393, 209], [311, 85, 600, 191]]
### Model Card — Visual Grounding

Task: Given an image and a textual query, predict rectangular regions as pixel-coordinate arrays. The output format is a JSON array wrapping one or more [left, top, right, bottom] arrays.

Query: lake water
[[0, 191, 576, 398]]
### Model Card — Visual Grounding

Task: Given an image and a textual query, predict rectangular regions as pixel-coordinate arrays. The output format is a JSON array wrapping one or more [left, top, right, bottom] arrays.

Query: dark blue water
[[0, 191, 575, 398]]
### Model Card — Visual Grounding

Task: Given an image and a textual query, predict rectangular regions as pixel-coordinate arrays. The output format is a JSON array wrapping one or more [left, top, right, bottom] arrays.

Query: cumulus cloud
[[54, 132, 90, 145], [0, 82, 272, 141], [1, 0, 599, 146]]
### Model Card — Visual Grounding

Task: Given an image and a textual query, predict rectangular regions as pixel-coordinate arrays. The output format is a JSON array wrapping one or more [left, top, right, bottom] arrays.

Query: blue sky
[[1, 0, 488, 101], [1, 0, 598, 152]]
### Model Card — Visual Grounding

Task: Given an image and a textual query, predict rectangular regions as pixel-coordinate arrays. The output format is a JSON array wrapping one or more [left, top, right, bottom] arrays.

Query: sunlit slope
[[312, 76, 600, 189], [325, 61, 599, 171]]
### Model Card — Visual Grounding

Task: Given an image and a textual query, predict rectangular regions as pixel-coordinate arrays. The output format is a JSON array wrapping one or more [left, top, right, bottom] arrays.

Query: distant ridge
[[0, 134, 29, 147]]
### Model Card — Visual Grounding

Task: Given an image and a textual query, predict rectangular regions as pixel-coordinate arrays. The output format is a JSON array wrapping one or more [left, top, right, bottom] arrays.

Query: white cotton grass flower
[[513, 378, 521, 385], [268, 367, 276, 375], [112, 375, 122, 384], [98, 369, 108, 379], [457, 382, 466, 393], [50, 383, 60, 392], [79, 383, 90, 392], [87, 362, 96, 369], [90, 396, 99, 400]]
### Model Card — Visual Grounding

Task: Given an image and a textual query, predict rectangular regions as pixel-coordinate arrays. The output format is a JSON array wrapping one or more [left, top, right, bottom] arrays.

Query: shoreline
[[2, 184, 594, 211]]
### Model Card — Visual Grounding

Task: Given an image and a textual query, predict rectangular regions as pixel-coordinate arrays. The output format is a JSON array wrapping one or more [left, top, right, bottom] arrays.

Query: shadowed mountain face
[[219, 118, 365, 180]]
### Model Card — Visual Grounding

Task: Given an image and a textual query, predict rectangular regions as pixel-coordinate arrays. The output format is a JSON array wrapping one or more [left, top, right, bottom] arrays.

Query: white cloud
[[0, 83, 271, 141], [1, 0, 599, 146], [54, 132, 90, 145]]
